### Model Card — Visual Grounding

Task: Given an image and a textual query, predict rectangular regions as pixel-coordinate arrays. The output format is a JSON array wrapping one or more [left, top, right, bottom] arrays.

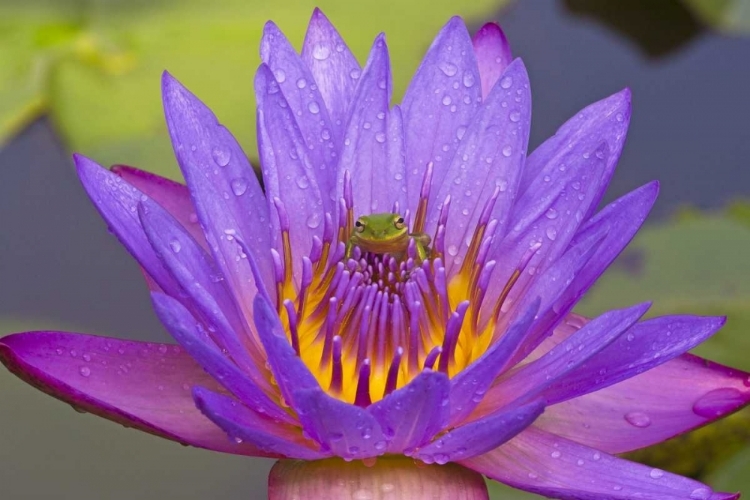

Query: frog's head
[[349, 213, 409, 254]]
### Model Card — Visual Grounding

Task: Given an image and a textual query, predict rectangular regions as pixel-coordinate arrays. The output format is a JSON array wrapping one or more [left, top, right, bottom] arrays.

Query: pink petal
[[111, 165, 207, 249], [536, 352, 750, 454], [461, 426, 737, 500], [0, 331, 274, 457], [472, 22, 512, 100]]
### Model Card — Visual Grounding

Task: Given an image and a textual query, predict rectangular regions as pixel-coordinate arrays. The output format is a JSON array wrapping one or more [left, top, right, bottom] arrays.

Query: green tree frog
[[345, 213, 431, 262]]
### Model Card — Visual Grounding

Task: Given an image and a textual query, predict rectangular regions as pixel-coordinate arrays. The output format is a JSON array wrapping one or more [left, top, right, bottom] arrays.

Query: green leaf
[[682, 0, 750, 33], [0, 0, 505, 178]]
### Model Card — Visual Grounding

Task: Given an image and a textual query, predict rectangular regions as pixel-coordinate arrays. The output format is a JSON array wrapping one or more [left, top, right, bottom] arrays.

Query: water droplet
[[273, 69, 286, 83], [462, 72, 475, 87], [576, 459, 584, 466], [312, 43, 331, 60], [551, 450, 561, 459], [375, 132, 386, 143], [295, 176, 310, 189], [306, 214, 321, 229], [616, 113, 624, 122], [502, 145, 512, 157], [649, 468, 664, 479], [350, 69, 361, 79], [79, 366, 91, 377], [296, 78, 307, 89], [442, 96, 452, 106], [546, 227, 557, 241], [169, 240, 182, 253], [308, 101, 320, 114], [692, 387, 745, 418], [690, 488, 711, 500], [374, 440, 387, 451], [593, 452, 601, 461], [447, 245, 458, 256], [212, 148, 231, 167], [230, 178, 248, 196], [440, 62, 458, 76], [545, 208, 558, 219], [510, 111, 521, 122], [500, 76, 513, 89], [624, 411, 651, 428], [456, 126, 467, 140]]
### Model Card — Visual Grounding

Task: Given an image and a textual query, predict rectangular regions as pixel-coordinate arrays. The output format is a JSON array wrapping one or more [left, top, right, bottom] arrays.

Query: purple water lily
[[2, 9, 749, 499]]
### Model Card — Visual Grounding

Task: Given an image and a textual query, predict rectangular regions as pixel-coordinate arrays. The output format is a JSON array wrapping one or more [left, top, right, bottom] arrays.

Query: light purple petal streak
[[472, 23, 512, 100]]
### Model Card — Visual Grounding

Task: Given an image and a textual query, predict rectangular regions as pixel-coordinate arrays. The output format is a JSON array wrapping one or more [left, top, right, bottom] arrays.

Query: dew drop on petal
[[312, 43, 331, 60], [500, 76, 513, 89], [169, 239, 182, 253], [296, 176, 310, 189], [308, 102, 320, 114], [79, 366, 91, 377], [550, 451, 561, 459], [306, 214, 321, 229], [230, 178, 248, 196], [510, 111, 521, 122], [690, 488, 711, 500], [440, 62, 458, 76], [212, 148, 231, 167], [649, 468, 664, 479], [462, 72, 475, 88], [624, 411, 651, 428], [545, 227, 557, 241], [692, 387, 745, 418], [350, 69, 361, 80], [375, 132, 386, 143], [502, 145, 512, 157], [296, 78, 307, 89]]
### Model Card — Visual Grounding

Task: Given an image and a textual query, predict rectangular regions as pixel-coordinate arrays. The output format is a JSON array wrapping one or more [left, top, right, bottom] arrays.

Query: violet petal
[[428, 58, 531, 272], [401, 17, 481, 215], [193, 386, 326, 460], [416, 399, 544, 464], [368, 370, 449, 454], [301, 8, 361, 140], [162, 72, 273, 313], [150, 292, 293, 424], [460, 426, 738, 500], [293, 388, 386, 459]]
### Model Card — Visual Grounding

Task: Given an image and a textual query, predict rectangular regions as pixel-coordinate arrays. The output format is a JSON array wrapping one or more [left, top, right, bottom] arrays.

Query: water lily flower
[[2, 9, 749, 500]]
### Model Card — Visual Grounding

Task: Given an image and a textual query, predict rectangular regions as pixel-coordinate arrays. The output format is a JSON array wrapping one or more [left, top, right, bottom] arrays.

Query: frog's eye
[[355, 219, 366, 233], [394, 217, 406, 230]]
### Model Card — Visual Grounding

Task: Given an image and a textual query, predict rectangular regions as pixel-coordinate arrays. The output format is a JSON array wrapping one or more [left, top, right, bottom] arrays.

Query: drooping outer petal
[[537, 348, 750, 454], [472, 22, 512, 100], [0, 331, 271, 457], [461, 427, 738, 500], [301, 8, 361, 140], [162, 72, 273, 315], [402, 16, 481, 216]]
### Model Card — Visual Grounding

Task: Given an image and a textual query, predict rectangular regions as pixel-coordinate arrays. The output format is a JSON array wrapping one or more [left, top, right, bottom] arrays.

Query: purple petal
[[461, 426, 738, 500], [472, 23, 512, 100], [256, 63, 326, 278], [336, 35, 404, 215], [193, 386, 326, 460], [252, 295, 320, 410], [543, 315, 727, 405], [162, 73, 273, 313], [0, 331, 271, 457], [537, 350, 750, 454], [75, 155, 181, 297], [260, 21, 338, 205], [111, 165, 206, 249], [150, 292, 293, 425], [486, 140, 609, 318], [428, 58, 530, 271], [138, 198, 266, 379], [562, 181, 658, 303], [416, 399, 544, 464], [301, 8, 361, 140], [520, 89, 632, 219], [487, 303, 650, 410], [368, 370, 449, 453], [449, 299, 539, 425], [293, 388, 386, 459], [401, 17, 481, 215]]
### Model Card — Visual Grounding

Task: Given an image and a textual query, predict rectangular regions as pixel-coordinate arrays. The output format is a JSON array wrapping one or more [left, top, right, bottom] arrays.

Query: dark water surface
[[1, 1, 749, 498]]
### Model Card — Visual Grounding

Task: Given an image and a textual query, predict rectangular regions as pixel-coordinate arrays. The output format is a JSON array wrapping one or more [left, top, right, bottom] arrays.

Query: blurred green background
[[1, 0, 750, 498]]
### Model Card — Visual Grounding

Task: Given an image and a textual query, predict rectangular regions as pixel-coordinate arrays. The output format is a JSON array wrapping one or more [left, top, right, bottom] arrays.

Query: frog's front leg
[[345, 237, 356, 260], [410, 232, 431, 262]]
